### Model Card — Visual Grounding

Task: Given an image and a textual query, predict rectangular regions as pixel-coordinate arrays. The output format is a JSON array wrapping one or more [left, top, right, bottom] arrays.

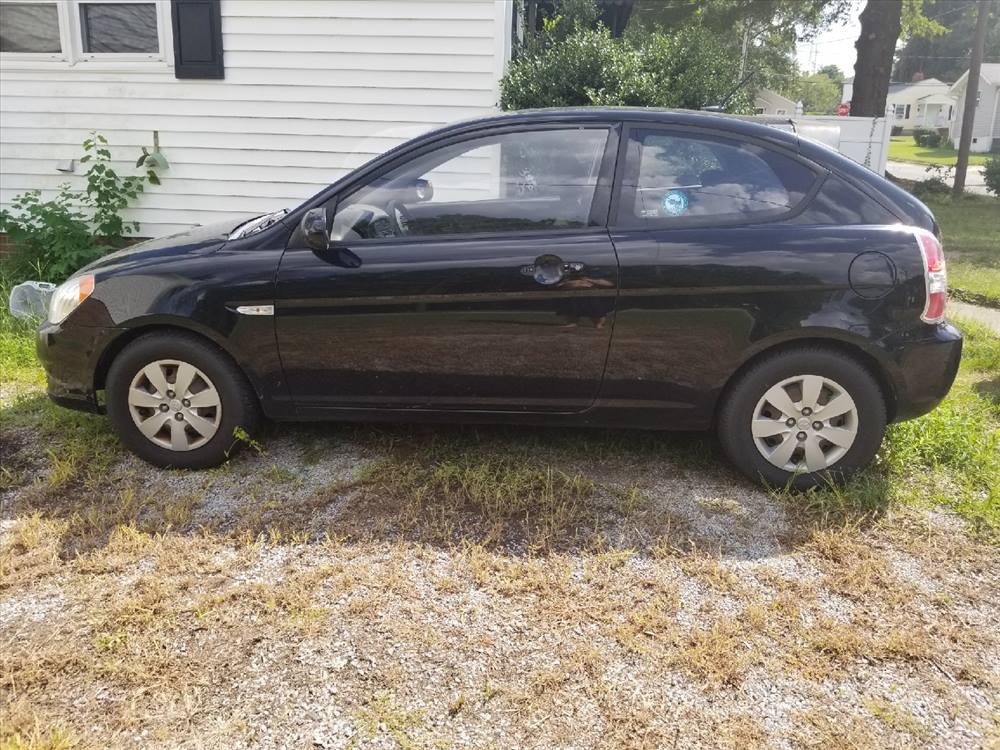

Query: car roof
[[424, 107, 801, 149]]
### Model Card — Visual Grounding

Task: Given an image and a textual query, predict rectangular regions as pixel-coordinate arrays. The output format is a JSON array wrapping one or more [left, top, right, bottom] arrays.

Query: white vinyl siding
[[951, 75, 999, 151], [0, 0, 511, 237]]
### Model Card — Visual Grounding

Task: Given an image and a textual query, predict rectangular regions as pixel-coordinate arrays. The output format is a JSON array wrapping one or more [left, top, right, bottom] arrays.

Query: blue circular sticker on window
[[661, 190, 689, 216]]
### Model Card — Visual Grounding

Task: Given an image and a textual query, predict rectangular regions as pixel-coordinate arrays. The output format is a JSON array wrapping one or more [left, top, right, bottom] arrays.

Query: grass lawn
[[888, 135, 989, 167], [923, 194, 1000, 307]]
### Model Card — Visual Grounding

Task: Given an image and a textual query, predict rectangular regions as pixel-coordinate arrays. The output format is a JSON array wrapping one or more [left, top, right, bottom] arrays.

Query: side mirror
[[301, 207, 329, 251]]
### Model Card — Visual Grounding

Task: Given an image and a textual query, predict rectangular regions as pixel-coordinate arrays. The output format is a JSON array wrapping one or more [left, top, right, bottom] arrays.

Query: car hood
[[78, 218, 238, 276]]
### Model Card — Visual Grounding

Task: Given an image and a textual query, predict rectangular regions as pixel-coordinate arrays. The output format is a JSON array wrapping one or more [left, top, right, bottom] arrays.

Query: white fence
[[760, 115, 892, 176]]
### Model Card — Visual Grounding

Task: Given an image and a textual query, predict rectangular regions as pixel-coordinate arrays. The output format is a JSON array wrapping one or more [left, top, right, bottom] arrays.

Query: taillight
[[915, 228, 947, 324]]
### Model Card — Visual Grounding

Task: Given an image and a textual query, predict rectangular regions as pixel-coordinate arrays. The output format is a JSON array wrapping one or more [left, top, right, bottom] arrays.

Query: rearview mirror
[[414, 178, 433, 202], [301, 207, 329, 251]]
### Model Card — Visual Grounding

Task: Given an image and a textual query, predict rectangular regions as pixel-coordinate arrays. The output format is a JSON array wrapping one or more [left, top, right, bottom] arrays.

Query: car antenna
[[704, 70, 758, 113]]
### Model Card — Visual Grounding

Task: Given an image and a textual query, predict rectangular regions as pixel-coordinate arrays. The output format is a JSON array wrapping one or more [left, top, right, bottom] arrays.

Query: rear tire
[[106, 331, 260, 469], [717, 348, 887, 490]]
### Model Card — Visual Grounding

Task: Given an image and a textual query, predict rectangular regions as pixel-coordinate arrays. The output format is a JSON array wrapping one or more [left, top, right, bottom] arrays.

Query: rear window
[[618, 129, 816, 227]]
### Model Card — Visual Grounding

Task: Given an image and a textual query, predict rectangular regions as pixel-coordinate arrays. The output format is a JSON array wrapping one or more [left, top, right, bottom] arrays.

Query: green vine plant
[[0, 132, 162, 283], [80, 132, 155, 245]]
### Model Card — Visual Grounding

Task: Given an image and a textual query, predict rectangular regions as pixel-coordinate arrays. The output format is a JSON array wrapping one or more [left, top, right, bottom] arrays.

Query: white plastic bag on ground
[[9, 281, 56, 321]]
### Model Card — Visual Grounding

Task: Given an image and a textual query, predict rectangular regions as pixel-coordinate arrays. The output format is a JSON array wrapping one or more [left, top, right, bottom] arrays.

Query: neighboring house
[[753, 89, 800, 116], [841, 76, 955, 131], [885, 78, 955, 132], [0, 0, 513, 237], [949, 63, 1000, 153]]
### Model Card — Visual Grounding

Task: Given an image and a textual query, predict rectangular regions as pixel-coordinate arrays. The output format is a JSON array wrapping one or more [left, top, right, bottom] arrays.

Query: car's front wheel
[[106, 331, 260, 468], [717, 348, 887, 489]]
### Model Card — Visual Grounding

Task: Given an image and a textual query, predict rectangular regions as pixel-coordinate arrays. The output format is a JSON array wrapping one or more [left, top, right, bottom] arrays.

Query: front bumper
[[36, 321, 124, 414], [890, 321, 962, 421]]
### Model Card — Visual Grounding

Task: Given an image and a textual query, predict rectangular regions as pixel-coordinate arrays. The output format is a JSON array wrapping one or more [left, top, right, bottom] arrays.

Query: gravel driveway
[[2, 394, 998, 749]]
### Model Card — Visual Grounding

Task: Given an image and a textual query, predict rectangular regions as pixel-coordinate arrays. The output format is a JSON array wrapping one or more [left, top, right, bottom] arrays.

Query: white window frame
[[0, 0, 171, 70], [0, 0, 71, 61]]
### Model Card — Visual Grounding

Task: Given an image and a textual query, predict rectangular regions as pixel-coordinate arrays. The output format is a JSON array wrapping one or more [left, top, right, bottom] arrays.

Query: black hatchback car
[[37, 108, 961, 488]]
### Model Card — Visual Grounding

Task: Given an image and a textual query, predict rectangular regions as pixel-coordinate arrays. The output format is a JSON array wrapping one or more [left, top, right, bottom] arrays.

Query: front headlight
[[48, 274, 95, 324]]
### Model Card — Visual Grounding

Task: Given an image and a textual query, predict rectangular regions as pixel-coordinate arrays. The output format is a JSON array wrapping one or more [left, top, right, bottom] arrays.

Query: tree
[[954, 0, 993, 197], [851, 0, 945, 116], [784, 73, 842, 114], [625, 0, 853, 91], [500, 25, 753, 113], [895, 0, 1000, 82], [817, 64, 845, 82], [625, 0, 853, 39], [852, 0, 905, 116]]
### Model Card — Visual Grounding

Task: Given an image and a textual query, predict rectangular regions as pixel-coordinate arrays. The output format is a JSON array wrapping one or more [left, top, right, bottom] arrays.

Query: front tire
[[106, 332, 260, 469], [717, 348, 887, 489]]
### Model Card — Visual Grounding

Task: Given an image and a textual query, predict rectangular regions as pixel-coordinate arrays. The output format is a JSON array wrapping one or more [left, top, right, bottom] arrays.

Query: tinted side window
[[330, 128, 610, 240], [619, 129, 816, 227], [788, 175, 899, 225]]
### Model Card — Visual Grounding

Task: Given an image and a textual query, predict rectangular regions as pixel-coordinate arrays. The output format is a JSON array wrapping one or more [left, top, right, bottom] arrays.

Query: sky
[[795, 1, 863, 78]]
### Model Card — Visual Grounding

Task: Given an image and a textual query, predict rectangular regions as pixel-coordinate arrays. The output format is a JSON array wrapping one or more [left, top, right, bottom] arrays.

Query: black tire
[[717, 347, 887, 490], [106, 331, 260, 469]]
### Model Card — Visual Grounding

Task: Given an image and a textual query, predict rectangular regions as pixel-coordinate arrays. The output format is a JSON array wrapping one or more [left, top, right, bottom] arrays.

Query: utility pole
[[953, 0, 992, 198], [738, 22, 751, 79]]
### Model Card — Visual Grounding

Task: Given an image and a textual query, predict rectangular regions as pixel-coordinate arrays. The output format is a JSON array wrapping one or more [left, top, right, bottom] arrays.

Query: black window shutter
[[171, 0, 223, 79]]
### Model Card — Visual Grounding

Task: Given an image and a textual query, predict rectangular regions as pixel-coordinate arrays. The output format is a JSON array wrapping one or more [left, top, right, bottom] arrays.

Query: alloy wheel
[[751, 374, 858, 473], [127, 359, 222, 451]]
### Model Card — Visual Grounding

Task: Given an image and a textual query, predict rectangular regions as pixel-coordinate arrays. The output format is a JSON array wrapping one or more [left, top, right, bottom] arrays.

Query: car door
[[603, 124, 827, 428], [274, 123, 621, 413]]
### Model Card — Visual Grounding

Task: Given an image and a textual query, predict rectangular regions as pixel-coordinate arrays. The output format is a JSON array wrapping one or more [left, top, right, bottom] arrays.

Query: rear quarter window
[[787, 175, 900, 225]]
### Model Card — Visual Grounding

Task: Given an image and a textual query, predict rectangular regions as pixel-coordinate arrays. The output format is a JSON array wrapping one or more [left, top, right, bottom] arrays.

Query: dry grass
[[1, 503, 997, 748]]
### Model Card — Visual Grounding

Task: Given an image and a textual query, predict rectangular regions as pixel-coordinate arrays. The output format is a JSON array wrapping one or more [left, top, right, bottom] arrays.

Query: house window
[[0, 2, 63, 56], [894, 104, 906, 119], [0, 0, 168, 66], [775, 108, 787, 115], [79, 2, 158, 54], [754, 107, 765, 115]]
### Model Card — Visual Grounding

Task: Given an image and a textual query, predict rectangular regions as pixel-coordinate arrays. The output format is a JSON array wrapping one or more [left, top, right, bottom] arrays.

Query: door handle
[[520, 255, 585, 285]]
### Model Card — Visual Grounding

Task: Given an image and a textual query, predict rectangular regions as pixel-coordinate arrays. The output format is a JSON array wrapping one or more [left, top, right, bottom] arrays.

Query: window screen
[[0, 3, 61, 53], [331, 128, 610, 240], [81, 2, 158, 53], [620, 130, 815, 227]]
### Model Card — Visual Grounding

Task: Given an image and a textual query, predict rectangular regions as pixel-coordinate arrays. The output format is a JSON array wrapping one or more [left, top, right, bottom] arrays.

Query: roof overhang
[[918, 93, 956, 105]]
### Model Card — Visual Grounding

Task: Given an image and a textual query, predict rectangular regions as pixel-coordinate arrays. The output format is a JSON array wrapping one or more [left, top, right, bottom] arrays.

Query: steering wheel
[[385, 199, 411, 237]]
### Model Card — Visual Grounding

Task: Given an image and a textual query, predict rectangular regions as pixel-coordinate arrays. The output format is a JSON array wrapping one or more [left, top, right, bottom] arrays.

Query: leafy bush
[[0, 133, 158, 283], [984, 154, 1000, 198], [0, 187, 102, 282], [912, 128, 943, 148], [912, 177, 950, 198], [500, 23, 751, 113], [80, 133, 150, 244]]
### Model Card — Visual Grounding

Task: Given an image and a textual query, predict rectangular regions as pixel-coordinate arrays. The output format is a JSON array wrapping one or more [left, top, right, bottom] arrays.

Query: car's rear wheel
[[106, 331, 260, 468], [717, 348, 887, 489]]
